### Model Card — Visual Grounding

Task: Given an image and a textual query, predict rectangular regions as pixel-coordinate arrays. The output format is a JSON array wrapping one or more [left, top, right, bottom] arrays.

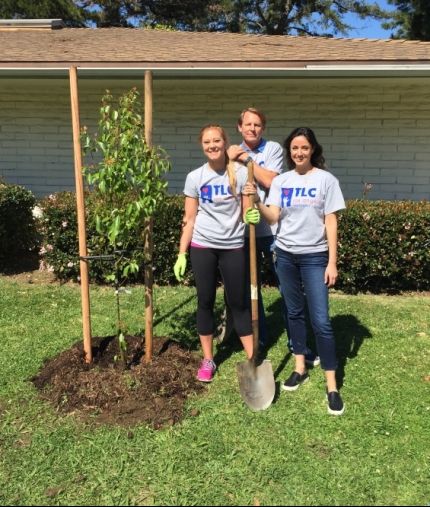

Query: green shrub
[[0, 181, 38, 272], [153, 194, 194, 285], [37, 192, 79, 280], [337, 200, 430, 293], [38, 192, 187, 285], [38, 191, 140, 283], [37, 195, 430, 293]]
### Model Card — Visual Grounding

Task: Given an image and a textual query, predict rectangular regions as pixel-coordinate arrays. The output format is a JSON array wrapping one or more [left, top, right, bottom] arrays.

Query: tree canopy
[[0, 0, 86, 26], [103, 0, 391, 36], [141, 0, 389, 36], [8, 0, 428, 40], [383, 0, 430, 40]]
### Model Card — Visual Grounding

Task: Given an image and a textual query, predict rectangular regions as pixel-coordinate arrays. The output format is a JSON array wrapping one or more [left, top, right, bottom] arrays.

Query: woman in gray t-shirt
[[244, 127, 346, 415], [173, 124, 259, 383]]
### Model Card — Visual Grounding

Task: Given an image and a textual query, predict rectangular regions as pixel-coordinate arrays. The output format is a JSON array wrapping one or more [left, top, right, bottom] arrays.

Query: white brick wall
[[1, 76, 429, 200]]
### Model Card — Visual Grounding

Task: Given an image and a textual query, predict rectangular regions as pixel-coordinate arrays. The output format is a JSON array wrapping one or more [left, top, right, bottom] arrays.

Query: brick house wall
[[1, 76, 429, 200]]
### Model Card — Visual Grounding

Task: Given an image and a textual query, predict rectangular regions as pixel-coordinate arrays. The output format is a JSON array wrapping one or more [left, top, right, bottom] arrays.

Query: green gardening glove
[[244, 208, 260, 225], [174, 253, 187, 282]]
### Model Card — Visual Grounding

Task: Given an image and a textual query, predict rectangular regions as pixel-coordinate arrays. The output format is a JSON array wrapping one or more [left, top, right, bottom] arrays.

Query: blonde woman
[[173, 124, 259, 382]]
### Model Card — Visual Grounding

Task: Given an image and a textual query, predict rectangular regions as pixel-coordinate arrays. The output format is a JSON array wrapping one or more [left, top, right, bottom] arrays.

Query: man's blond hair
[[237, 107, 266, 128]]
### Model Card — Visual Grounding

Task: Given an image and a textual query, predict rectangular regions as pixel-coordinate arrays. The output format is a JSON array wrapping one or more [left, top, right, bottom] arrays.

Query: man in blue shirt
[[223, 108, 320, 366]]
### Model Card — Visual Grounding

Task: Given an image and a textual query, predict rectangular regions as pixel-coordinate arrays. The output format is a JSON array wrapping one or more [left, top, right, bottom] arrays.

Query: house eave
[[2, 64, 430, 78]]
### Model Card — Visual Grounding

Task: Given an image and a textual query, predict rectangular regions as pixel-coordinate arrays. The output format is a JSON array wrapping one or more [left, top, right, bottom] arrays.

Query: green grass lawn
[[0, 277, 429, 506]]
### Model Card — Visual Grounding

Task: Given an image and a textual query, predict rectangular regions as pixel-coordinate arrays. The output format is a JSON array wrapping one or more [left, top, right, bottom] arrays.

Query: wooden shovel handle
[[247, 161, 259, 362]]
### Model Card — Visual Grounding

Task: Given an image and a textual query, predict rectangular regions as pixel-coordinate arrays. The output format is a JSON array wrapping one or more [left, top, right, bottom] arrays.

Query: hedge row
[[2, 182, 429, 293], [337, 199, 430, 292], [37, 193, 430, 292], [0, 182, 38, 272], [36, 191, 185, 286]]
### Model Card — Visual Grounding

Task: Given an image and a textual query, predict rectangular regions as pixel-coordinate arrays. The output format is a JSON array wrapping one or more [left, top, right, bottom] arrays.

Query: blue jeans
[[274, 248, 338, 371]]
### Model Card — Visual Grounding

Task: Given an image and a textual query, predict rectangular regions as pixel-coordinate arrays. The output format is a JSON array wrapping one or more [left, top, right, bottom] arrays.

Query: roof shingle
[[1, 28, 430, 69]]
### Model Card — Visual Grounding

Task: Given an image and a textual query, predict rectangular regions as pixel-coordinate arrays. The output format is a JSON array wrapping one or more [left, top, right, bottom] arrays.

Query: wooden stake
[[69, 66, 92, 363], [144, 70, 154, 363], [145, 70, 153, 147]]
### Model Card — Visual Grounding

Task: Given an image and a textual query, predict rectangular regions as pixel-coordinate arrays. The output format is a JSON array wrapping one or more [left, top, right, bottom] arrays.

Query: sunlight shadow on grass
[[332, 313, 372, 388], [153, 294, 195, 327]]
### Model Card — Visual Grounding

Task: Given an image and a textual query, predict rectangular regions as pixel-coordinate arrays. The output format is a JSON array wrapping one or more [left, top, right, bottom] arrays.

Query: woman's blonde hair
[[199, 124, 237, 197]]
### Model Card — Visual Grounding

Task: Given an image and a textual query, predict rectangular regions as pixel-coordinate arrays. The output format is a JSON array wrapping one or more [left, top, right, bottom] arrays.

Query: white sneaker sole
[[327, 403, 345, 416], [281, 376, 309, 391], [305, 357, 321, 367]]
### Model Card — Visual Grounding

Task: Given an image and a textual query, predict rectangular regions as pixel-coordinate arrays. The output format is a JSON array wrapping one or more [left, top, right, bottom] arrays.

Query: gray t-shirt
[[241, 139, 284, 238], [266, 168, 346, 254], [183, 162, 248, 249]]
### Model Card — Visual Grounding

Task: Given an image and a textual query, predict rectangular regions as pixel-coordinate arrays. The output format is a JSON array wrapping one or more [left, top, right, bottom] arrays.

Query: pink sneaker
[[197, 359, 216, 382]]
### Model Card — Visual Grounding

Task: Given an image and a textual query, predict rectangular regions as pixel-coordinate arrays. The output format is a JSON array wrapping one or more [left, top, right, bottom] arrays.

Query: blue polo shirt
[[241, 138, 284, 237]]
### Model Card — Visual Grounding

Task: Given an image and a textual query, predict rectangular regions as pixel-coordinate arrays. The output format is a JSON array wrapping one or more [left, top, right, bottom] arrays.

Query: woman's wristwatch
[[243, 156, 253, 166]]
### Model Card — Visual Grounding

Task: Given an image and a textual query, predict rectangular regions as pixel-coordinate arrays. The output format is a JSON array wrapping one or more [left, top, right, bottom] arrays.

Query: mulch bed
[[32, 335, 205, 429]]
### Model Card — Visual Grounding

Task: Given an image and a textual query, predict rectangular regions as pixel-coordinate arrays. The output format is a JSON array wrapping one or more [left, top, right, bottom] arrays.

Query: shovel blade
[[236, 359, 275, 411]]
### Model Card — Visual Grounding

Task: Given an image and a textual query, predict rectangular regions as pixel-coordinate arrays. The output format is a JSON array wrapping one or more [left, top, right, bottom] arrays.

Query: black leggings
[[190, 247, 252, 337]]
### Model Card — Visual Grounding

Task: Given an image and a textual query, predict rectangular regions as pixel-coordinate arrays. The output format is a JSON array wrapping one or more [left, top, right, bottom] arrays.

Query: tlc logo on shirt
[[200, 185, 233, 203], [281, 187, 317, 207]]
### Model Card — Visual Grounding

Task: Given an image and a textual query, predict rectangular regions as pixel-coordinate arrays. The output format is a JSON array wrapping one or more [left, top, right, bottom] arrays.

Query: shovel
[[236, 161, 276, 411]]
